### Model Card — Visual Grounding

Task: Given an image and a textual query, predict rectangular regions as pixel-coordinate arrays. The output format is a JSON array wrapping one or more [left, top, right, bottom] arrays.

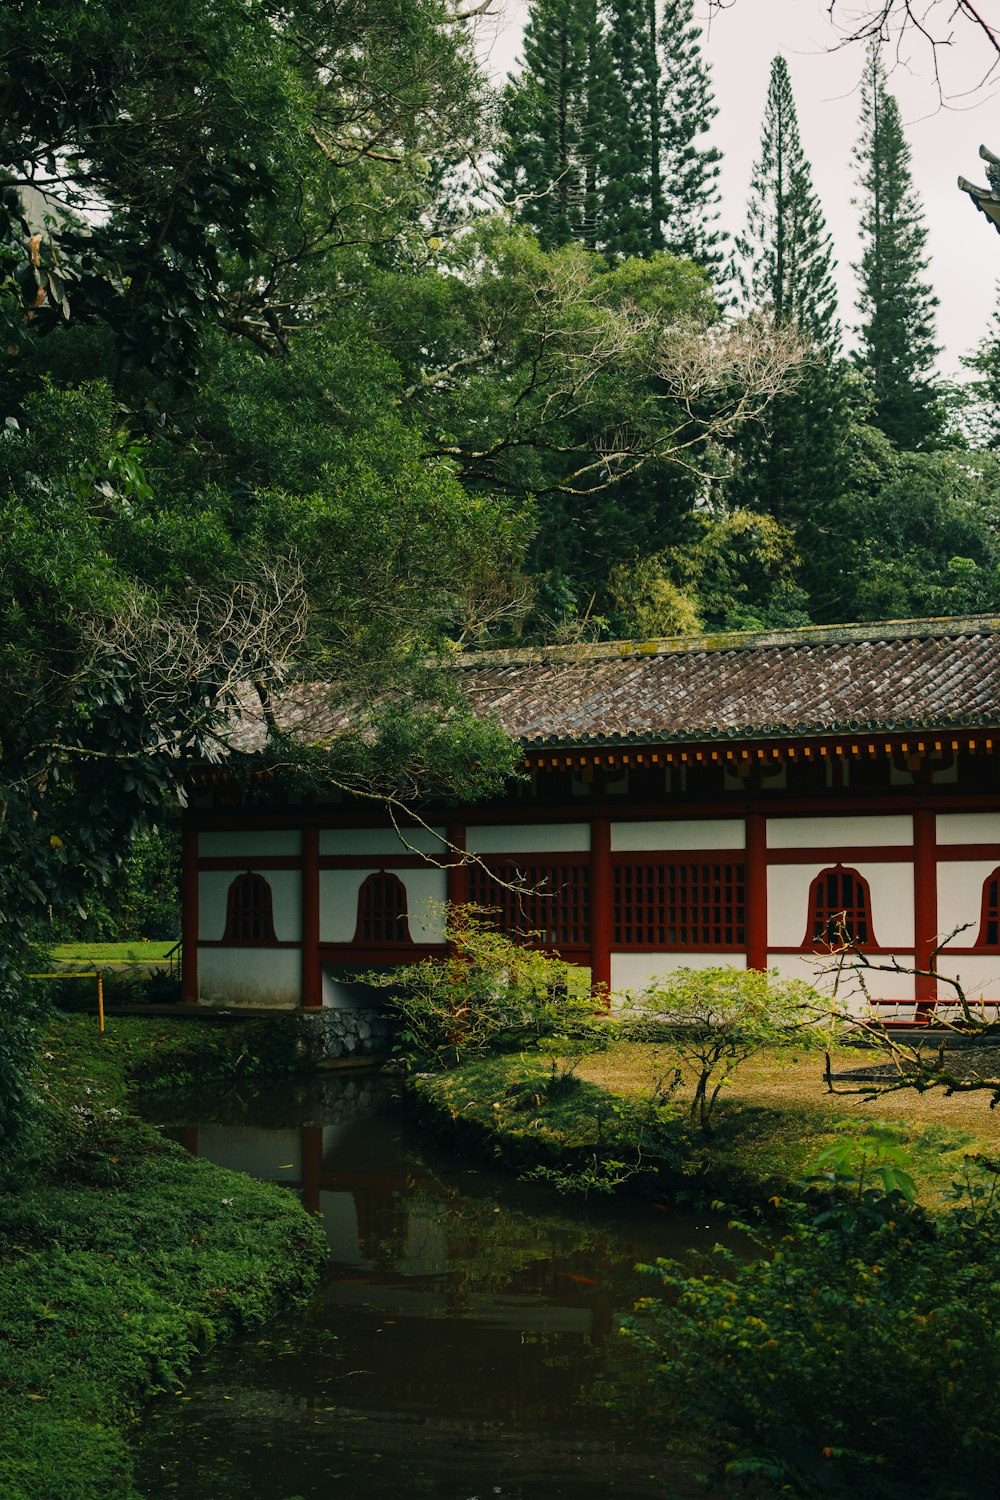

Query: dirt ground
[[577, 1041, 1000, 1143]]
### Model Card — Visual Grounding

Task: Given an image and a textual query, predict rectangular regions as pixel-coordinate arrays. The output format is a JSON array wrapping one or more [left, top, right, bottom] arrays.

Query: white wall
[[766, 814, 912, 848], [610, 951, 746, 992], [465, 822, 590, 853], [197, 946, 301, 1007], [611, 819, 745, 851], [937, 861, 997, 945], [199, 830, 301, 856], [767, 862, 914, 948], [319, 826, 448, 856], [934, 955, 1000, 1004], [319, 867, 447, 943], [937, 813, 1000, 846], [767, 951, 916, 1004], [198, 869, 301, 942]]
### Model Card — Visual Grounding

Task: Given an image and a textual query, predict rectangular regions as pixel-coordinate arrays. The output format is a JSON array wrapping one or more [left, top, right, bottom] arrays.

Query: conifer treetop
[[735, 54, 841, 352]]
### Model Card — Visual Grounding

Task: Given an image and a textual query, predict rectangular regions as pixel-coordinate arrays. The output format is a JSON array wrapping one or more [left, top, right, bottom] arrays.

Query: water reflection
[[137, 1076, 723, 1500]]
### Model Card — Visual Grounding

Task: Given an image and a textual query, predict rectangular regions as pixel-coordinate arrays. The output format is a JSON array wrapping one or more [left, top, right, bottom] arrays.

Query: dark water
[[134, 1074, 734, 1500]]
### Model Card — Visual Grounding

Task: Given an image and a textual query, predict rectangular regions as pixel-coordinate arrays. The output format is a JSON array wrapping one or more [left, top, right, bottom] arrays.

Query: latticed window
[[978, 870, 1000, 947], [614, 862, 745, 949], [224, 872, 276, 944], [808, 866, 874, 948], [354, 871, 412, 945], [467, 863, 591, 948]]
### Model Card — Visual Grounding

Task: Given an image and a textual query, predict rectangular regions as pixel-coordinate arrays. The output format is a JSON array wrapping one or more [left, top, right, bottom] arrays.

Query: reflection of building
[[181, 616, 1000, 1020]]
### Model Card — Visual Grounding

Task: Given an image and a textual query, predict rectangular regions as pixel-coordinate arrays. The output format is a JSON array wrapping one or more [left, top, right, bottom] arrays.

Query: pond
[[134, 1073, 740, 1500]]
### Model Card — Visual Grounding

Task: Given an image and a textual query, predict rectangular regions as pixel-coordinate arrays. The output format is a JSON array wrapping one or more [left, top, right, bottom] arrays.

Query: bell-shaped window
[[978, 869, 1000, 948], [223, 872, 276, 944], [806, 865, 875, 949], [354, 871, 412, 945]]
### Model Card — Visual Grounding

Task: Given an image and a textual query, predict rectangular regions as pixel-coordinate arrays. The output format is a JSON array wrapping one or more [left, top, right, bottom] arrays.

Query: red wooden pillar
[[590, 817, 612, 1002], [301, 824, 322, 1009], [446, 821, 468, 910], [745, 811, 768, 972], [180, 823, 199, 1004], [913, 808, 938, 1021]]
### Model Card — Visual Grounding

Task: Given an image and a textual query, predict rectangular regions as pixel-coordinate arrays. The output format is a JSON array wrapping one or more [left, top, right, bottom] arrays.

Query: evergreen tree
[[602, 0, 724, 269], [963, 283, 1000, 450], [735, 55, 840, 349], [657, 0, 725, 272], [853, 45, 941, 449], [496, 0, 613, 250], [500, 0, 723, 270], [730, 54, 844, 600]]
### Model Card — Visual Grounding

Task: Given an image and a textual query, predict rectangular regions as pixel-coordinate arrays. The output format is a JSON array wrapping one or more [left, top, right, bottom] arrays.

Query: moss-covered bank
[[0, 1014, 327, 1500], [406, 1050, 982, 1208]]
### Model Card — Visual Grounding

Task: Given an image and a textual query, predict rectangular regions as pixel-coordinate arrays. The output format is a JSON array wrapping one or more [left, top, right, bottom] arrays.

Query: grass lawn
[[575, 1038, 999, 1206], [0, 1013, 323, 1500], [51, 942, 176, 964], [412, 1037, 1000, 1209]]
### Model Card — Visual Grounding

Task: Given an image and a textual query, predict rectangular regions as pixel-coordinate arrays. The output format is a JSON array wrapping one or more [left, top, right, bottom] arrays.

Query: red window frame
[[806, 865, 876, 949], [614, 861, 746, 950], [977, 868, 1000, 948], [353, 871, 412, 946], [467, 860, 591, 950], [223, 871, 277, 945]]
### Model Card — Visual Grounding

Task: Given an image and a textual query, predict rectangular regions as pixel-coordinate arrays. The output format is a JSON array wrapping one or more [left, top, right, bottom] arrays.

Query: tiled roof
[[231, 616, 1000, 754], [450, 615, 1000, 747]]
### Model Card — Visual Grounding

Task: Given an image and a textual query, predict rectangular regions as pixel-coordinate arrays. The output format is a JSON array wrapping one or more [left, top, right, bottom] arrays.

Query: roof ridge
[[451, 614, 1000, 668]]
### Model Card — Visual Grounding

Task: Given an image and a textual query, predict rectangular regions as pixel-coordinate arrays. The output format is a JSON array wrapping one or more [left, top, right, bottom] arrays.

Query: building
[[181, 614, 1000, 1022]]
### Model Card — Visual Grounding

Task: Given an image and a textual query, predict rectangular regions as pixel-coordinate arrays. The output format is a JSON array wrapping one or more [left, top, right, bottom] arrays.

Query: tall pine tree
[[657, 0, 725, 273], [499, 0, 723, 270], [496, 0, 613, 251], [730, 53, 847, 604], [735, 55, 840, 349], [853, 45, 941, 449]]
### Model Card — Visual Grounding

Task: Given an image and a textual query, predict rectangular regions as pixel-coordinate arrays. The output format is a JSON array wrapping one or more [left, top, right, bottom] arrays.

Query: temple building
[[181, 615, 1000, 1023]]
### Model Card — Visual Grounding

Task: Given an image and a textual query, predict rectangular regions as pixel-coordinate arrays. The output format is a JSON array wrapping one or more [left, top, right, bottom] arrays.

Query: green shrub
[[628, 1151, 1000, 1498], [364, 903, 604, 1067]]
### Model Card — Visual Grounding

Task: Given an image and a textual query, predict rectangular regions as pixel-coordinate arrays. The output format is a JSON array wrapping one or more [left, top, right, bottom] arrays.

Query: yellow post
[[97, 971, 105, 1034]]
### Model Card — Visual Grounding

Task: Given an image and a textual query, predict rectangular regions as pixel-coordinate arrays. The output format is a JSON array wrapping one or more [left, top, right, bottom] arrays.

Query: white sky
[[472, 0, 1000, 378]]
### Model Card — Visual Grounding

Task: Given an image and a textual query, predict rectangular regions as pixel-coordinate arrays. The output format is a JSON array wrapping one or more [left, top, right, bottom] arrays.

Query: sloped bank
[[403, 1050, 984, 1209], [0, 1015, 328, 1500]]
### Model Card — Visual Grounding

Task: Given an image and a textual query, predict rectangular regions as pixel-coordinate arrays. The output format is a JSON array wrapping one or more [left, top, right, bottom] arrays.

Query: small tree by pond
[[626, 967, 825, 1130], [362, 903, 605, 1067]]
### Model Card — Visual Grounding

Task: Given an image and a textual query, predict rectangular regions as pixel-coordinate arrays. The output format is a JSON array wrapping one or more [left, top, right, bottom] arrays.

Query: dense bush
[[365, 903, 607, 1066], [629, 1141, 1000, 1498]]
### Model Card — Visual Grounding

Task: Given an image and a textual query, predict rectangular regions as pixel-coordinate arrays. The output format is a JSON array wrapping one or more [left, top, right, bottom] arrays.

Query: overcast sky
[[472, 0, 1000, 378]]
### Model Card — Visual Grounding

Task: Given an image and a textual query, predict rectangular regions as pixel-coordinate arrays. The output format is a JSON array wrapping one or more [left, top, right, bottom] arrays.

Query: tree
[[0, 0, 529, 1140], [853, 45, 941, 450], [366, 222, 805, 617], [496, 0, 614, 251], [735, 56, 840, 350], [627, 967, 822, 1130], [730, 55, 844, 577], [654, 0, 726, 273]]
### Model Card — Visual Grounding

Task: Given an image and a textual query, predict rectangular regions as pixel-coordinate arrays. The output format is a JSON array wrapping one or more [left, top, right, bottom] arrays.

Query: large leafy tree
[[0, 0, 523, 1136], [366, 220, 803, 614], [852, 45, 941, 449]]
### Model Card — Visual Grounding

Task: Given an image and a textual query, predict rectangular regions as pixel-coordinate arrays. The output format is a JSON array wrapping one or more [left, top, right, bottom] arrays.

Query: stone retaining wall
[[298, 1007, 394, 1065]]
